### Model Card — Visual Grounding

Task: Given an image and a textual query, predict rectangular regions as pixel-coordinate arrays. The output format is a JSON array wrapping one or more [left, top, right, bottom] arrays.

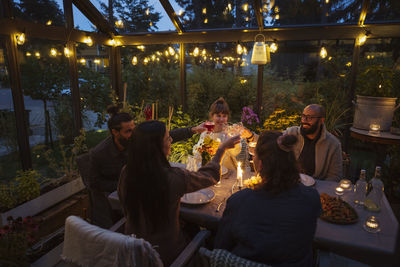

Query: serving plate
[[300, 173, 315, 187], [181, 188, 215, 205]]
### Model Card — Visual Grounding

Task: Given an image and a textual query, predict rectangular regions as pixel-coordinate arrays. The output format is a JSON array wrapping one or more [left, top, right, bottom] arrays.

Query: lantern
[[251, 34, 270, 65]]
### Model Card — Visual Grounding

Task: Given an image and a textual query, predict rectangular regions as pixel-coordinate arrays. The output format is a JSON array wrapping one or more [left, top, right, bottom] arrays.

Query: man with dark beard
[[284, 104, 342, 181], [88, 106, 206, 227]]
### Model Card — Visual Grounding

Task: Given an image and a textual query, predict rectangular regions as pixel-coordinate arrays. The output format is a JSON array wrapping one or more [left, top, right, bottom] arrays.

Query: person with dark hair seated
[[118, 120, 240, 266], [215, 131, 321, 266], [88, 106, 206, 228]]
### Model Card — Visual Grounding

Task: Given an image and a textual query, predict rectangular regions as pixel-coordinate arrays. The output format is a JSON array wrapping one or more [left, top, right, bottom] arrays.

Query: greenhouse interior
[[0, 0, 400, 266]]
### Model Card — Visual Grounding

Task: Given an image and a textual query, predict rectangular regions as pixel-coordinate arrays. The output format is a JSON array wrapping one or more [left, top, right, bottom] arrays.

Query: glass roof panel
[[263, 0, 361, 27], [73, 4, 97, 32], [14, 0, 65, 27], [170, 0, 258, 30], [364, 0, 400, 23]]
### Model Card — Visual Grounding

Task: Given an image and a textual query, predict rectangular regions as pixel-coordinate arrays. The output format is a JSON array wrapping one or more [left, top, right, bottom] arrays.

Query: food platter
[[320, 193, 358, 224], [181, 188, 215, 205]]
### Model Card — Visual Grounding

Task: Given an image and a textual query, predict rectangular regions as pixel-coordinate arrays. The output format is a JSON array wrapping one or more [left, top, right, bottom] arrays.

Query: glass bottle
[[365, 166, 384, 212], [354, 169, 367, 206]]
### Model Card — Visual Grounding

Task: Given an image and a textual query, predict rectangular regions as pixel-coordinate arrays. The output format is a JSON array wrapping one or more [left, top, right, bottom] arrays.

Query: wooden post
[[180, 43, 186, 112], [64, 0, 82, 136], [109, 46, 123, 100], [256, 65, 264, 118]]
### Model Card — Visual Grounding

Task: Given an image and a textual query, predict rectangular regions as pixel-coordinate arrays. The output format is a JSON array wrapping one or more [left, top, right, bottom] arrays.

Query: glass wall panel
[[0, 38, 23, 182], [77, 43, 111, 148], [14, 0, 65, 27], [170, 0, 258, 30], [18, 38, 71, 180]]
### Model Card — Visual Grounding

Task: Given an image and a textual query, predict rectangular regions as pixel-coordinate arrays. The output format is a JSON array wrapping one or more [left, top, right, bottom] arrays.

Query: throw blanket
[[62, 216, 163, 267], [199, 248, 270, 267]]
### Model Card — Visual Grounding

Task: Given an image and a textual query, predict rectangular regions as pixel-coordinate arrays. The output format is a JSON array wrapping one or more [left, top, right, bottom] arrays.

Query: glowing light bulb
[[204, 18, 208, 23], [237, 44, 243, 55], [46, 20, 52, 26], [115, 20, 124, 28], [165, 50, 169, 57], [94, 59, 100, 64], [35, 52, 40, 58], [132, 56, 137, 65], [26, 52, 31, 57], [320, 47, 327, 59], [275, 14, 280, 20], [358, 34, 367, 46], [80, 58, 86, 65], [146, 8, 150, 15], [270, 42, 278, 53], [137, 45, 145, 51], [50, 48, 57, 57], [168, 46, 175, 56], [178, 10, 184, 16], [228, 3, 232, 11], [346, 62, 352, 67], [83, 36, 93, 46], [64, 47, 71, 57], [202, 8, 207, 14], [202, 49, 206, 56], [243, 3, 249, 12], [193, 47, 200, 56], [243, 47, 248, 55], [144, 57, 149, 64], [16, 33, 25, 45]]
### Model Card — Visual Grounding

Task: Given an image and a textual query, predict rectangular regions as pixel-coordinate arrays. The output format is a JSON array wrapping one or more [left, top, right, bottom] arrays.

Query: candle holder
[[335, 187, 344, 196], [363, 216, 381, 233], [339, 179, 352, 191], [369, 123, 381, 136]]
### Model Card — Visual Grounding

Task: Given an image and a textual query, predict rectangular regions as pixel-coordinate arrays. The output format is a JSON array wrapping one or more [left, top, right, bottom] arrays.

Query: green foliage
[[263, 109, 301, 131], [0, 170, 40, 210], [0, 110, 19, 153], [159, 107, 201, 163]]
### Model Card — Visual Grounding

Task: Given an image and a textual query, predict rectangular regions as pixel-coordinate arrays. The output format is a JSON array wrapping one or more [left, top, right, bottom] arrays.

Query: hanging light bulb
[[35, 52, 40, 58], [115, 20, 124, 28], [94, 59, 101, 64], [83, 36, 93, 46], [228, 3, 232, 11], [243, 47, 248, 55], [178, 10, 184, 16], [237, 43, 243, 55], [175, 54, 179, 59], [168, 46, 175, 56], [151, 54, 156, 61], [137, 45, 145, 51], [243, 3, 249, 12], [26, 52, 31, 57], [320, 46, 327, 59], [143, 57, 149, 64], [204, 18, 208, 23], [165, 50, 169, 57], [46, 20, 52, 26], [202, 8, 207, 14], [146, 8, 150, 15], [270, 42, 278, 53], [132, 56, 138, 65], [275, 14, 280, 20], [193, 47, 200, 56], [149, 21, 153, 26], [346, 62, 352, 67], [80, 58, 86, 65], [202, 49, 207, 56], [16, 33, 25, 45], [64, 47, 71, 57], [108, 39, 121, 46], [50, 48, 57, 57], [357, 34, 367, 46]]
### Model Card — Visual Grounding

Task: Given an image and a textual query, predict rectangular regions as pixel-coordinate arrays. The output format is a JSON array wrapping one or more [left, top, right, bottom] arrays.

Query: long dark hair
[[123, 121, 170, 232], [107, 105, 133, 132], [255, 131, 300, 195]]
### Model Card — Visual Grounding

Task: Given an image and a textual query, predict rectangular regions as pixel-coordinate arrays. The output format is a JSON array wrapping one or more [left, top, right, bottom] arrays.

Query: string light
[[346, 62, 352, 67], [202, 49, 207, 56], [94, 59, 101, 64], [146, 8, 150, 15], [108, 39, 121, 46], [168, 46, 175, 56], [149, 22, 153, 26], [64, 47, 71, 57], [270, 42, 278, 53], [275, 14, 280, 20], [320, 46, 327, 59], [46, 20, 52, 26], [204, 18, 208, 23], [115, 20, 124, 28], [151, 54, 156, 61], [165, 50, 169, 57], [50, 48, 57, 57], [275, 6, 280, 13], [236, 43, 243, 55], [228, 3, 232, 11], [83, 36, 93, 46], [137, 45, 145, 51], [35, 52, 40, 58], [16, 33, 25, 45], [193, 47, 200, 56], [132, 56, 138, 65], [80, 58, 86, 65], [328, 56, 332, 60], [243, 47, 248, 55], [26, 52, 31, 57], [326, 0, 329, 3], [357, 34, 367, 46], [202, 8, 207, 14], [178, 10, 184, 16], [143, 57, 149, 64], [175, 54, 179, 59], [243, 3, 249, 12]]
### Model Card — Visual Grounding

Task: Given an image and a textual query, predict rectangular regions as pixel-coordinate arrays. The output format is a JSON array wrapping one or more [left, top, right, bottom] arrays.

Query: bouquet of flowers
[[193, 135, 220, 166], [241, 106, 260, 132]]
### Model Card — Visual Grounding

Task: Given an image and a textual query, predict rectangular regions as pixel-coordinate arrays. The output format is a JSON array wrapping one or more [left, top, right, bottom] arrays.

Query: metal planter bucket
[[353, 95, 400, 131]]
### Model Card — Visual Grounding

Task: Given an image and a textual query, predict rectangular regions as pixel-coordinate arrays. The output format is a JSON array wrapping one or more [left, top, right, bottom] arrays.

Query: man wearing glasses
[[284, 104, 342, 181]]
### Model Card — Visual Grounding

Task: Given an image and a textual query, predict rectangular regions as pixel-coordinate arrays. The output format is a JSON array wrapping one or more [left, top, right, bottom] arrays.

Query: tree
[[14, 0, 64, 26]]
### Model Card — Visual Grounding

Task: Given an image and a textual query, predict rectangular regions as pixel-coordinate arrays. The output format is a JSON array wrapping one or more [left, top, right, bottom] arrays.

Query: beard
[[118, 137, 130, 149], [300, 121, 320, 136]]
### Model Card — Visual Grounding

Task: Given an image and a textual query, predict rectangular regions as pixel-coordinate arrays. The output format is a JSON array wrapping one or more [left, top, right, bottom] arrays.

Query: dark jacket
[[88, 127, 195, 193], [215, 185, 321, 267]]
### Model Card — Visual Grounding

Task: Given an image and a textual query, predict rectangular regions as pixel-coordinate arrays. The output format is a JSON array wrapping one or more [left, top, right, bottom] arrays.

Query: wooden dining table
[[108, 162, 399, 266]]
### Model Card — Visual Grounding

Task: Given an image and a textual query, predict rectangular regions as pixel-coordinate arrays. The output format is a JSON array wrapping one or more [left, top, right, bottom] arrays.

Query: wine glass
[[204, 121, 215, 132]]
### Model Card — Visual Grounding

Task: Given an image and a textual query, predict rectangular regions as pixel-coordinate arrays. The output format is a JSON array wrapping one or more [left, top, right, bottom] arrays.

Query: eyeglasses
[[301, 114, 322, 121]]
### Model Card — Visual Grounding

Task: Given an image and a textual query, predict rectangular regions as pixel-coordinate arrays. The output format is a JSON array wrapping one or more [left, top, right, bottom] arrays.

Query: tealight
[[335, 187, 344, 196], [339, 179, 352, 190], [363, 216, 381, 233], [369, 123, 381, 136]]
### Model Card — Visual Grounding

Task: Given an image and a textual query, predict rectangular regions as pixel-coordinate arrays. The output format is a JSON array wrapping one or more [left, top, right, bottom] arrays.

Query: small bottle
[[354, 169, 367, 206], [365, 166, 384, 212]]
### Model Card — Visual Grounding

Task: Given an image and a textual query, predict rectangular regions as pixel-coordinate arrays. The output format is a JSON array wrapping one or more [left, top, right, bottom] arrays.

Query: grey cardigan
[[284, 125, 343, 182]]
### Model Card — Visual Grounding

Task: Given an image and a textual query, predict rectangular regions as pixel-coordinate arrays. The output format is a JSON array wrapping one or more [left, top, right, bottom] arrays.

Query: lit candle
[[339, 179, 352, 190], [237, 162, 243, 188], [364, 216, 380, 233], [369, 123, 380, 135], [335, 187, 344, 196]]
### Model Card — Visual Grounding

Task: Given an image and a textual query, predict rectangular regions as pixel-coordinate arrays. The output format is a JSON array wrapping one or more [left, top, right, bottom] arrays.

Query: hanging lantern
[[251, 34, 268, 65]]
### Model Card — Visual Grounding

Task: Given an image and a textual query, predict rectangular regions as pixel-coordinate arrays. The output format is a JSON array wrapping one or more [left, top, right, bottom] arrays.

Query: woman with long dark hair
[[215, 131, 321, 266], [118, 120, 240, 265]]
